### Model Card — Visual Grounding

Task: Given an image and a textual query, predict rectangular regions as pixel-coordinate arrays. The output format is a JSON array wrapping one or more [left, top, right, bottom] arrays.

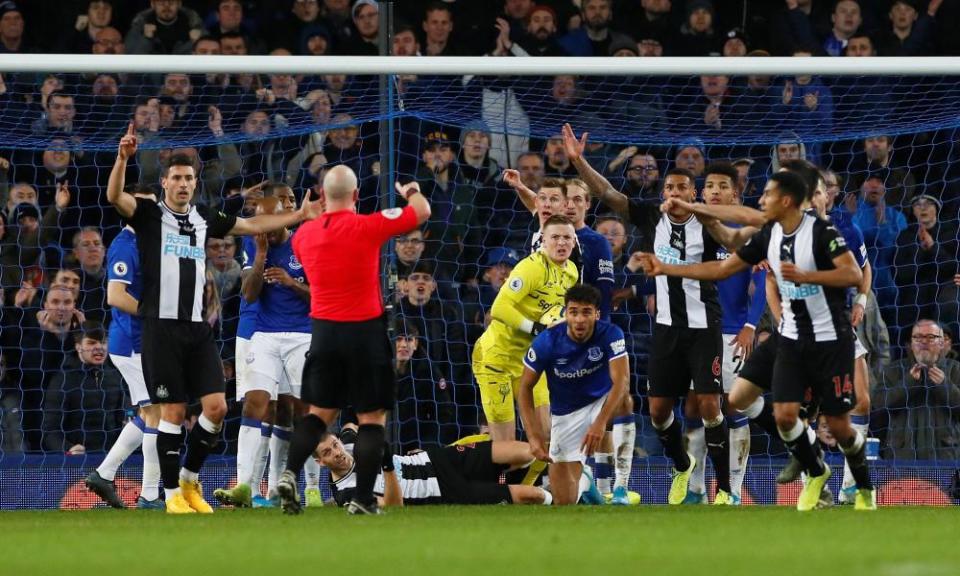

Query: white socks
[[729, 419, 751, 500], [250, 424, 272, 498], [236, 418, 263, 488], [141, 429, 160, 501], [97, 417, 145, 481], [612, 420, 635, 491], [305, 456, 321, 491], [685, 424, 707, 495], [268, 426, 292, 497]]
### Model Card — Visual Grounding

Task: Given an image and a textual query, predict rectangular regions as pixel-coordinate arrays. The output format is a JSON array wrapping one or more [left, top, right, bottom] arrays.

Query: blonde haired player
[[473, 215, 579, 449]]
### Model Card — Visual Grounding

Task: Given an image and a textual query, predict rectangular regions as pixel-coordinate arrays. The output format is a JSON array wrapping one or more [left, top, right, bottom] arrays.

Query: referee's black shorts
[[427, 442, 512, 505], [301, 316, 395, 413], [140, 317, 225, 404], [647, 324, 723, 397]]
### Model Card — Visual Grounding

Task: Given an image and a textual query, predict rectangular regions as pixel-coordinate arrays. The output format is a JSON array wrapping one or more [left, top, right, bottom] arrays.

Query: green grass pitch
[[5, 506, 958, 576]]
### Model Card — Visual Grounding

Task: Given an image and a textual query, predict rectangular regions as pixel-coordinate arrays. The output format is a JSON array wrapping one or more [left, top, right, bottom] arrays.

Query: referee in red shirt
[[276, 164, 430, 515]]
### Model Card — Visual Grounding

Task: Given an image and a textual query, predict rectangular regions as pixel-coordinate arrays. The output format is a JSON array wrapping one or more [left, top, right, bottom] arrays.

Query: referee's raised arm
[[395, 181, 431, 225], [106, 122, 138, 219]]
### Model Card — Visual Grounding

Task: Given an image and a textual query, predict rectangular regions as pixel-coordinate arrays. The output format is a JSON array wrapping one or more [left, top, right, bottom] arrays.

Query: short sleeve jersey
[[106, 228, 142, 356], [523, 320, 627, 415], [736, 212, 852, 342], [293, 206, 418, 322], [241, 231, 310, 333], [127, 199, 236, 322]]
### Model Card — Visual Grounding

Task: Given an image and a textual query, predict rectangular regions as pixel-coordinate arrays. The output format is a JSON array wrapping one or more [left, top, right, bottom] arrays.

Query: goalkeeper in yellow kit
[[473, 215, 579, 443]]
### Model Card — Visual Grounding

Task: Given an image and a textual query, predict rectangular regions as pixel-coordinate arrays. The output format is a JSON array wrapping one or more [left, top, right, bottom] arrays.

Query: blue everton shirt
[[715, 227, 766, 335], [523, 320, 627, 416], [107, 227, 142, 356], [576, 226, 615, 319], [238, 237, 261, 339], [241, 231, 310, 333]]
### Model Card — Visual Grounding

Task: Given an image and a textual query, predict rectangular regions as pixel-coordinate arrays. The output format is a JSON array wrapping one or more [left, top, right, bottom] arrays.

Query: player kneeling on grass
[[316, 424, 551, 506], [518, 284, 629, 506]]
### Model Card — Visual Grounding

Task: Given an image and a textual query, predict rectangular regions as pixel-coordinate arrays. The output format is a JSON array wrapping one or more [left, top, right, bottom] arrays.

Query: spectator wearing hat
[[0, 1, 36, 54], [558, 0, 635, 57], [393, 319, 457, 454], [611, 0, 674, 53], [125, 0, 205, 55], [872, 319, 960, 461], [397, 260, 470, 387], [894, 194, 959, 329], [338, 0, 378, 55], [846, 173, 907, 311], [415, 129, 481, 278], [460, 247, 520, 338], [677, 0, 719, 56], [722, 28, 748, 56], [878, 0, 941, 56]]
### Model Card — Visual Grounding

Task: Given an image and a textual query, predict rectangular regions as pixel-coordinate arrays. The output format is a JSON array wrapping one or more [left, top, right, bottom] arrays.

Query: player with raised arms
[[517, 284, 629, 505], [637, 171, 876, 511]]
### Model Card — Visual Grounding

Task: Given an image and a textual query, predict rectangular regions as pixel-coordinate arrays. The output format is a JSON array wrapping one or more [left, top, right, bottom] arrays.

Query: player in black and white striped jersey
[[316, 425, 551, 507], [561, 123, 732, 505], [638, 171, 876, 512], [106, 123, 323, 514]]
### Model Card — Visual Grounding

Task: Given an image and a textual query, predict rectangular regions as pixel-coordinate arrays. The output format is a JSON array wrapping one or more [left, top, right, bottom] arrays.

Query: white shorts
[[237, 331, 311, 401], [854, 333, 868, 360], [110, 353, 151, 407], [549, 394, 608, 464], [235, 337, 252, 401]]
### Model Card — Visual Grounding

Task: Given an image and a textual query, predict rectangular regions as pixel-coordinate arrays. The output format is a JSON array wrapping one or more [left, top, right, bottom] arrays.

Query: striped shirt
[[128, 199, 236, 322], [737, 212, 851, 342], [628, 200, 721, 329]]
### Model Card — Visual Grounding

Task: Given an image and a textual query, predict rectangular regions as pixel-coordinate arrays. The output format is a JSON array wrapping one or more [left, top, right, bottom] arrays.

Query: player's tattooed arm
[[562, 123, 629, 216]]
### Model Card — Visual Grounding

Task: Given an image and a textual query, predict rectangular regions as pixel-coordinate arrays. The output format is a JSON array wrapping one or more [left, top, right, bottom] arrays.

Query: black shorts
[[301, 317, 395, 413], [772, 334, 856, 416], [428, 442, 512, 505], [739, 332, 779, 392], [647, 324, 723, 397], [140, 317, 225, 404]]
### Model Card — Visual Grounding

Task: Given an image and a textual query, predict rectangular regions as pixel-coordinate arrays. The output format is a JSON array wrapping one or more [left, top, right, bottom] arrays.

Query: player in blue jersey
[[85, 186, 164, 509], [214, 192, 315, 509], [518, 284, 630, 505], [681, 163, 766, 505]]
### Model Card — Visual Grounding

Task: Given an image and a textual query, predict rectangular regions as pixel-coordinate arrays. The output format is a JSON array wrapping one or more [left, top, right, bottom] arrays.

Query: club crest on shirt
[[113, 261, 128, 276], [289, 254, 303, 270], [587, 346, 603, 362]]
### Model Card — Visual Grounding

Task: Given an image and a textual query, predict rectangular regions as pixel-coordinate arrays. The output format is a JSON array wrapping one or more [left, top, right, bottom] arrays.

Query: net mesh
[[0, 69, 958, 503]]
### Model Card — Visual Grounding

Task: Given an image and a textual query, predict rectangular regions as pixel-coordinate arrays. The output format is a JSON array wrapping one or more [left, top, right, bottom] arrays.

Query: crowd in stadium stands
[[0, 0, 958, 462]]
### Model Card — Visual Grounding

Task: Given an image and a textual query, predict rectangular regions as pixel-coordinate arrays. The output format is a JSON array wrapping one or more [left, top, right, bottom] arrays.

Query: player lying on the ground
[[518, 284, 629, 505], [315, 424, 552, 506]]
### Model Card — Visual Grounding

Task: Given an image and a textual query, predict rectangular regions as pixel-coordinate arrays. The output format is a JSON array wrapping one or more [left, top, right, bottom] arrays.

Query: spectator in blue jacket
[[848, 173, 907, 311]]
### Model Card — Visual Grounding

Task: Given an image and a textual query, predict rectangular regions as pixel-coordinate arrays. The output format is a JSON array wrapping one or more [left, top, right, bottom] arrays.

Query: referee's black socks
[[353, 424, 386, 506], [286, 414, 327, 475], [703, 415, 731, 493]]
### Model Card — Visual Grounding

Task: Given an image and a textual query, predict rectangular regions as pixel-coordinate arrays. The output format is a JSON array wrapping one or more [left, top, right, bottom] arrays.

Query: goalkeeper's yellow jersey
[[477, 251, 578, 355]]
